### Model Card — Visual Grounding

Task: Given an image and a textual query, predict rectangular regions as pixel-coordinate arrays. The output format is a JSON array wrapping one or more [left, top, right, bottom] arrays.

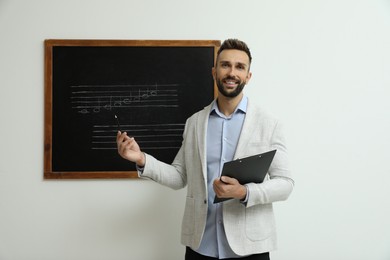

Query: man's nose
[[227, 67, 237, 76]]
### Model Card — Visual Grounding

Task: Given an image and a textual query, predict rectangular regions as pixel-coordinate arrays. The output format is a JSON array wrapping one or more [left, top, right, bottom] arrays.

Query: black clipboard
[[213, 149, 277, 203]]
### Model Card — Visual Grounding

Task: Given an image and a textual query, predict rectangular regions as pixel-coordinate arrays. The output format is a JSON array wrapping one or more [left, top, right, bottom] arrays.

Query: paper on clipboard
[[213, 149, 277, 203]]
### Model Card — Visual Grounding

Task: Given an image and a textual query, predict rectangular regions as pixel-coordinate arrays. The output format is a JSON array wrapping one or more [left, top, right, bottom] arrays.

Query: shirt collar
[[210, 96, 248, 117]]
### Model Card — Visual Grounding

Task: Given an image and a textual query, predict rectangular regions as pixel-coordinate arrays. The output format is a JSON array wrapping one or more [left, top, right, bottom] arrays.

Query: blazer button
[[203, 199, 207, 204]]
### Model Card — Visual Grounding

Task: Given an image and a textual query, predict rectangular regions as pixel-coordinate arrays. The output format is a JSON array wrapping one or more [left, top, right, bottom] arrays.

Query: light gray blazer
[[142, 99, 294, 256]]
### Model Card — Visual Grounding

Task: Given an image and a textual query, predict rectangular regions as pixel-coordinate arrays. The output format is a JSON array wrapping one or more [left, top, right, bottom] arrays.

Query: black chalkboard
[[44, 40, 220, 179]]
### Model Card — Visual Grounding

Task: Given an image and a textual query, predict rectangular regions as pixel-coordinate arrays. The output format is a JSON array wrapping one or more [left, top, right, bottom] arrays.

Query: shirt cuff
[[240, 185, 249, 204], [136, 165, 144, 176]]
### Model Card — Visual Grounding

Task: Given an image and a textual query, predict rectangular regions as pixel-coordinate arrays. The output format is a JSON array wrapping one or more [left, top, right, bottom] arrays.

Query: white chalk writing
[[70, 83, 180, 114]]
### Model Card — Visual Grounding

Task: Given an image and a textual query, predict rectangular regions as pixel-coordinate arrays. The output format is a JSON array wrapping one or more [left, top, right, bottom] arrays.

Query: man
[[117, 39, 294, 260]]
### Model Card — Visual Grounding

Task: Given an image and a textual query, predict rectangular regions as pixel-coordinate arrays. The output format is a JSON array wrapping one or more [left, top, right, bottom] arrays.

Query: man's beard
[[216, 76, 246, 98]]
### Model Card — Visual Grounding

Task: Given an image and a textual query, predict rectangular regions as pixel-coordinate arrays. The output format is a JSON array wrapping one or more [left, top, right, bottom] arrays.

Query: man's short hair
[[217, 39, 252, 64]]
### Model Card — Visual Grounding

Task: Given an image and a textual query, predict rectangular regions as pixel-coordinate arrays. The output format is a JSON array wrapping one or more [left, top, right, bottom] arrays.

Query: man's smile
[[223, 77, 240, 87]]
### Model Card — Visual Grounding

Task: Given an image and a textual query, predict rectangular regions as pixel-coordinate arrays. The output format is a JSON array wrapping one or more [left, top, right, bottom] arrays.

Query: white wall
[[1, 0, 389, 259]]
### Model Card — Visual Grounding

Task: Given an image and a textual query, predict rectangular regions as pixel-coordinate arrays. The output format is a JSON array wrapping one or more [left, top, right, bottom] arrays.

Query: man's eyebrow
[[218, 60, 248, 67], [236, 62, 248, 68]]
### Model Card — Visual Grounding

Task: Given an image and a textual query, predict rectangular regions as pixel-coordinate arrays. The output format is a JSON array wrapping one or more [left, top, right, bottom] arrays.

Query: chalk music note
[[79, 109, 90, 114], [93, 98, 101, 113], [150, 83, 158, 96], [122, 92, 132, 105], [133, 89, 141, 102], [113, 97, 122, 108], [141, 89, 150, 99], [103, 96, 112, 111]]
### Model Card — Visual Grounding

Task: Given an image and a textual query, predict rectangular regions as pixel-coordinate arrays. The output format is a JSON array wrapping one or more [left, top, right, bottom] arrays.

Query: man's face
[[212, 49, 252, 98]]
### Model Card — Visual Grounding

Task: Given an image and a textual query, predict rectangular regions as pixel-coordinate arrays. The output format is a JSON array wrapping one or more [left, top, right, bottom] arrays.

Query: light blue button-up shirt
[[195, 96, 248, 259]]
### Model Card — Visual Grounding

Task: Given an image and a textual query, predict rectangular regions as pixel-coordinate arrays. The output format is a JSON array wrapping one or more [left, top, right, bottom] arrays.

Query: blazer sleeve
[[140, 149, 187, 190], [138, 116, 192, 190], [246, 120, 294, 207]]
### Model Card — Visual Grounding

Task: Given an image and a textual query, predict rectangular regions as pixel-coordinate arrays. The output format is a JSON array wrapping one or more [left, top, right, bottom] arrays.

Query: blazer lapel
[[234, 100, 256, 159], [196, 103, 212, 180]]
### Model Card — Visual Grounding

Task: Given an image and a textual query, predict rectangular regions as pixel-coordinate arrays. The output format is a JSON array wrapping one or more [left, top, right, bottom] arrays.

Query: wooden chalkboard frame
[[44, 39, 220, 179]]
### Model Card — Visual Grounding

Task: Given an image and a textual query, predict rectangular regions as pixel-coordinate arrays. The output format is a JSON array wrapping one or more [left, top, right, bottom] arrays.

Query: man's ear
[[212, 67, 216, 80], [246, 71, 252, 83]]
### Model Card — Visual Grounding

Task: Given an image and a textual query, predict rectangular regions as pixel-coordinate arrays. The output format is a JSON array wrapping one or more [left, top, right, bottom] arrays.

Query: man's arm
[[245, 121, 294, 207]]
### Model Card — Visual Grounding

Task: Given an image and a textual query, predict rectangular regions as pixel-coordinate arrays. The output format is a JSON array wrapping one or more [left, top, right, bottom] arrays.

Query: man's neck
[[216, 94, 243, 116]]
